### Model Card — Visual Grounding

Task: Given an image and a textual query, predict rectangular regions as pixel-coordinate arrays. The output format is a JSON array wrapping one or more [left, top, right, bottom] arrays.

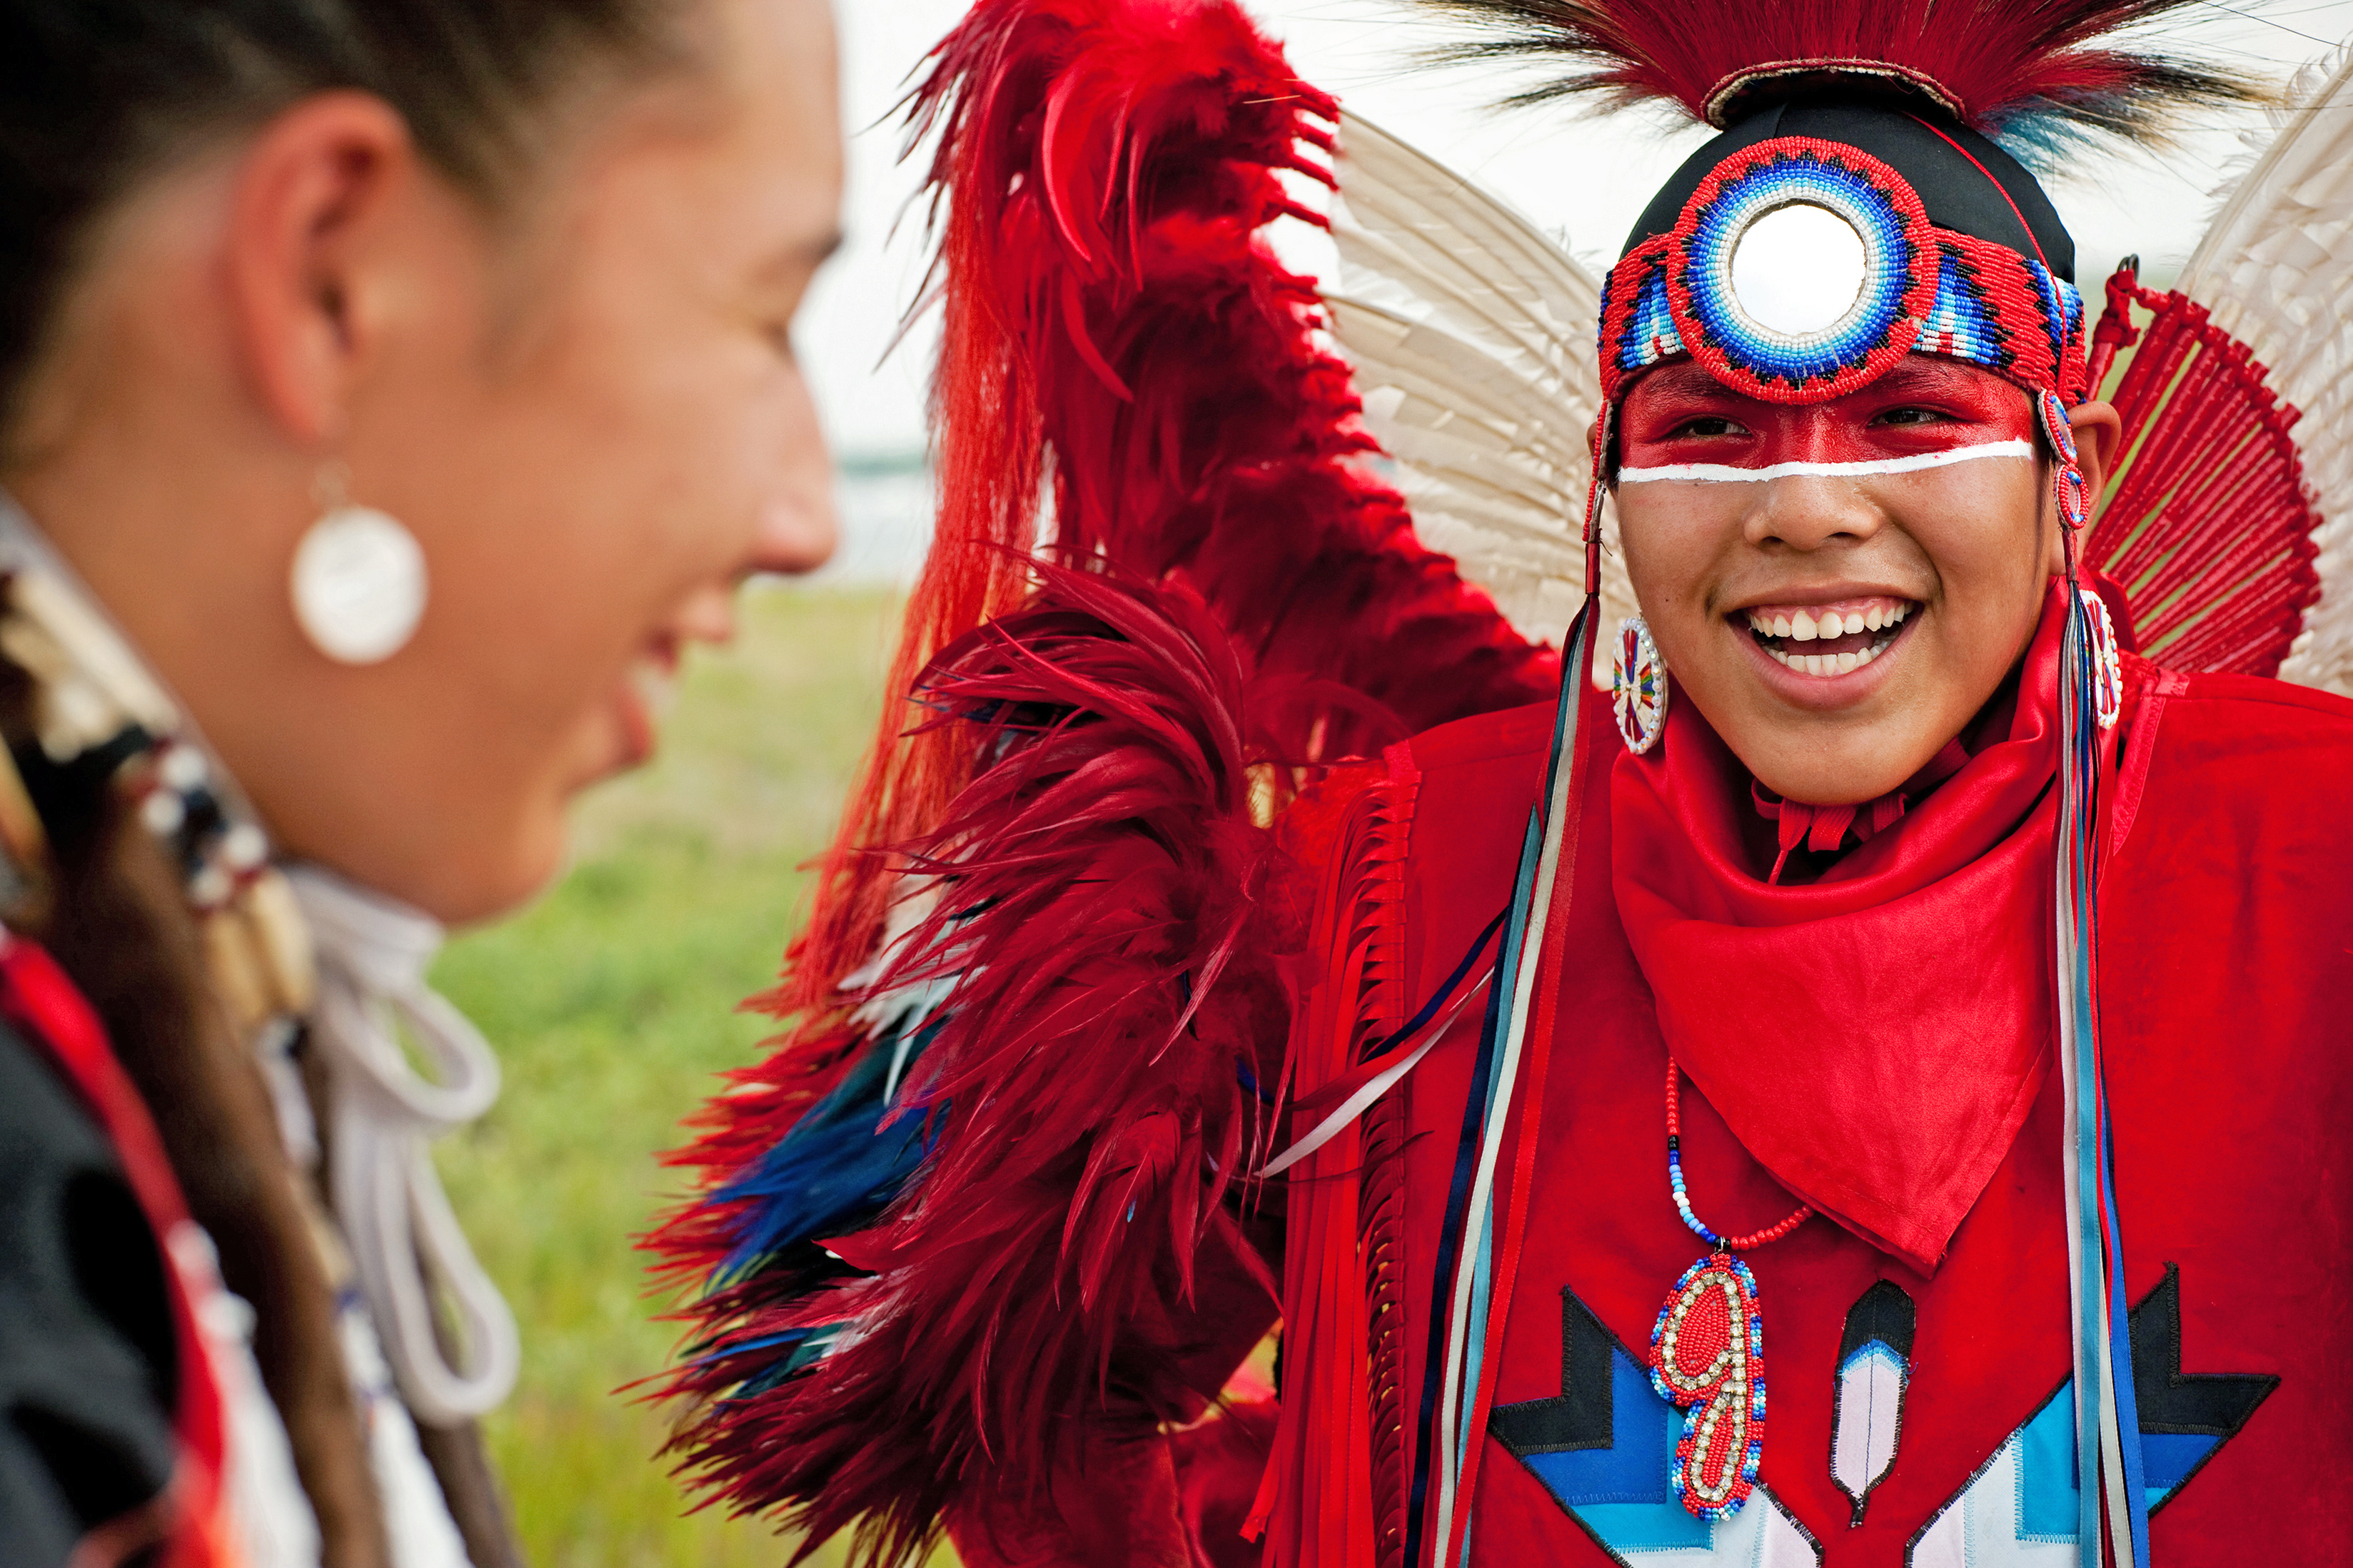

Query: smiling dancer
[[655, 1, 2353, 1563]]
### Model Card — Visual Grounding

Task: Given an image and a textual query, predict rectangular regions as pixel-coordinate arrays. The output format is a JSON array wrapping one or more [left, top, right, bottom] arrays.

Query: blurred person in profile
[[0, 1, 840, 1564]]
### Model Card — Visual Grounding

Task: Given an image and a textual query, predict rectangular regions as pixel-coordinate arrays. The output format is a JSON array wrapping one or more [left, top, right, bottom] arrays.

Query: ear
[[2038, 398, 2123, 576], [222, 92, 421, 448], [2070, 399, 2123, 502]]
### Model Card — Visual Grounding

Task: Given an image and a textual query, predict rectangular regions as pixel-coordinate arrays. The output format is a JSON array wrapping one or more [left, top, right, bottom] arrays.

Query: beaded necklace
[[1648, 1060, 1813, 1520]]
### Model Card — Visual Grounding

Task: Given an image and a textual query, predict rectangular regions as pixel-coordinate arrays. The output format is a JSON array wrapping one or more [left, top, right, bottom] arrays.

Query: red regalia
[[1290, 618, 2353, 1565], [648, 2, 2353, 1564]]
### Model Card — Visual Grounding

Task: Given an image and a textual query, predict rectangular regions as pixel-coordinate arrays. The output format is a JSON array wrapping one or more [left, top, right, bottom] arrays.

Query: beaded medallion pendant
[[1611, 616, 1668, 754], [1652, 1063, 1813, 1519], [1649, 1253, 1768, 1519]]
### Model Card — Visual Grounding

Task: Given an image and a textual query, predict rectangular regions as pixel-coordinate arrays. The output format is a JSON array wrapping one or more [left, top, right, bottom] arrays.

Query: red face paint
[[1617, 355, 2039, 479]]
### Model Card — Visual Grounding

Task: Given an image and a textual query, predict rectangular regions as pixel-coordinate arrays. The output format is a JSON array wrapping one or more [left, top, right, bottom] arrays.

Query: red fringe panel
[[1249, 749, 1421, 1568]]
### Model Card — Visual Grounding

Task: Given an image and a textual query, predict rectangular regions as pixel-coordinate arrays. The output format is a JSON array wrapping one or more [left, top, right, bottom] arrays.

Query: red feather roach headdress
[[1417, 0, 2258, 151]]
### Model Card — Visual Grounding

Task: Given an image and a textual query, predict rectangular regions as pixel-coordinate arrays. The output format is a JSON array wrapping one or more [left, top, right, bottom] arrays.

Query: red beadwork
[[1666, 1063, 1813, 1248], [1649, 1252, 1767, 1518], [1654, 1063, 1810, 1519]]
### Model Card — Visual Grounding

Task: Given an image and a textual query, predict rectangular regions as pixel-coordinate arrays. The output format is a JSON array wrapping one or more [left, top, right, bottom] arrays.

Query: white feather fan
[[2178, 49, 2353, 695], [1322, 113, 1638, 680]]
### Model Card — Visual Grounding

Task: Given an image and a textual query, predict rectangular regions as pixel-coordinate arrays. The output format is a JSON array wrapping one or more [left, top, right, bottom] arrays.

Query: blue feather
[[707, 1009, 947, 1288]]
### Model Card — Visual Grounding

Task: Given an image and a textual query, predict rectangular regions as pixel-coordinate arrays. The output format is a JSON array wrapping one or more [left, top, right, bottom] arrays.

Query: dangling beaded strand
[[1666, 1063, 1813, 1249]]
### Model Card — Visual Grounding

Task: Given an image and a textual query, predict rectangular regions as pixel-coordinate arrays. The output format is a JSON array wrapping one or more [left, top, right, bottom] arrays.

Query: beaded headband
[[1597, 136, 2089, 410]]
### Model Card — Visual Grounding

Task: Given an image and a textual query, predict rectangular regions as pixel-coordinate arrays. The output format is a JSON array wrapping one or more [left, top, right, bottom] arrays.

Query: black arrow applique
[[1491, 1288, 1823, 1564], [1490, 1288, 1618, 1455], [2128, 1262, 2278, 1490], [1908, 1263, 2280, 1560]]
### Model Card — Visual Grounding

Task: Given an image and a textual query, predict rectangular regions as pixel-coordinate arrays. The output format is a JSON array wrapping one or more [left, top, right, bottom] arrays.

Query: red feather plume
[[778, 0, 1556, 1023], [1417, 0, 2258, 146], [652, 568, 1297, 1564]]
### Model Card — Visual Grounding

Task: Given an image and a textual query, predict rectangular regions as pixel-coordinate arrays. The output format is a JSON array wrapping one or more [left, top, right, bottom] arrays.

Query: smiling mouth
[[1741, 595, 1918, 677]]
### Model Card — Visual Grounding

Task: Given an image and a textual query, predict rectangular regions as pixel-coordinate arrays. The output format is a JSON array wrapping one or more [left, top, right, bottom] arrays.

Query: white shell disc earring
[[291, 465, 427, 665], [1611, 614, 1669, 755]]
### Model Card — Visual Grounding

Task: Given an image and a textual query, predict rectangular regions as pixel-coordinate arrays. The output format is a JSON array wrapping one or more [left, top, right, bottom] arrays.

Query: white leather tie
[[287, 865, 519, 1428]]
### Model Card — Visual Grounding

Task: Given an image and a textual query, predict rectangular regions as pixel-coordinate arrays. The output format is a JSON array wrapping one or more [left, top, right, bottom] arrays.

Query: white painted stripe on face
[[1617, 437, 2035, 485]]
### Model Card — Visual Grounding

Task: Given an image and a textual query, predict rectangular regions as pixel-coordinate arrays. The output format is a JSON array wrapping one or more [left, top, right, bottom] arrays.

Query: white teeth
[[1768, 639, 1889, 677], [1756, 602, 1914, 672]]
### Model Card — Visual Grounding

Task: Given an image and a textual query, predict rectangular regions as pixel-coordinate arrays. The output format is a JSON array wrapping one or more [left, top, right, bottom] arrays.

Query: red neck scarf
[[1611, 583, 2072, 1274]]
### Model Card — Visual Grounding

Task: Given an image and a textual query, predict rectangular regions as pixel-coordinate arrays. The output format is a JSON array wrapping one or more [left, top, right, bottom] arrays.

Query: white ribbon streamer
[[1617, 438, 2034, 485], [1256, 967, 1493, 1179], [288, 865, 519, 1429]]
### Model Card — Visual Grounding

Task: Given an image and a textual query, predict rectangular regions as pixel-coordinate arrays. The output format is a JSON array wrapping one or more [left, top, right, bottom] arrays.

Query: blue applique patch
[[1906, 1265, 2276, 1564], [1491, 1289, 1821, 1565]]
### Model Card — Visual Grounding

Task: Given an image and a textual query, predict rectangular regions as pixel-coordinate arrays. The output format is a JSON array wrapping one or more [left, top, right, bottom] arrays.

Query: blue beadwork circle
[[1673, 148, 1920, 390]]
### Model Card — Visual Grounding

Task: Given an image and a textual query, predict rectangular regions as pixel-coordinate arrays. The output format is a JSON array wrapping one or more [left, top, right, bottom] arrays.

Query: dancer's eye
[[1667, 415, 1749, 438]]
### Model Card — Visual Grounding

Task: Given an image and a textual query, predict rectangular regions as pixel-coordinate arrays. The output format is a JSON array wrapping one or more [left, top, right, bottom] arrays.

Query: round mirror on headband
[[1661, 138, 1935, 403], [1730, 202, 1867, 338]]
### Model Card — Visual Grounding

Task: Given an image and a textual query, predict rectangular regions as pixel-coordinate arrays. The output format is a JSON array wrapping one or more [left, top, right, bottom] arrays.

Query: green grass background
[[429, 584, 931, 1567]]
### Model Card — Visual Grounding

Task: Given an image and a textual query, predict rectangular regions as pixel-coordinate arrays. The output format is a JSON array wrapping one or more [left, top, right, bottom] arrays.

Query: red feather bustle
[[650, 569, 1297, 1564], [2081, 261, 2321, 677]]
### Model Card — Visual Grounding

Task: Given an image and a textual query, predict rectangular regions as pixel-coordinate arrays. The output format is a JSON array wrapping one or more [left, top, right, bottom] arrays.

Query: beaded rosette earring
[[1611, 615, 1668, 754], [2076, 586, 2124, 730]]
